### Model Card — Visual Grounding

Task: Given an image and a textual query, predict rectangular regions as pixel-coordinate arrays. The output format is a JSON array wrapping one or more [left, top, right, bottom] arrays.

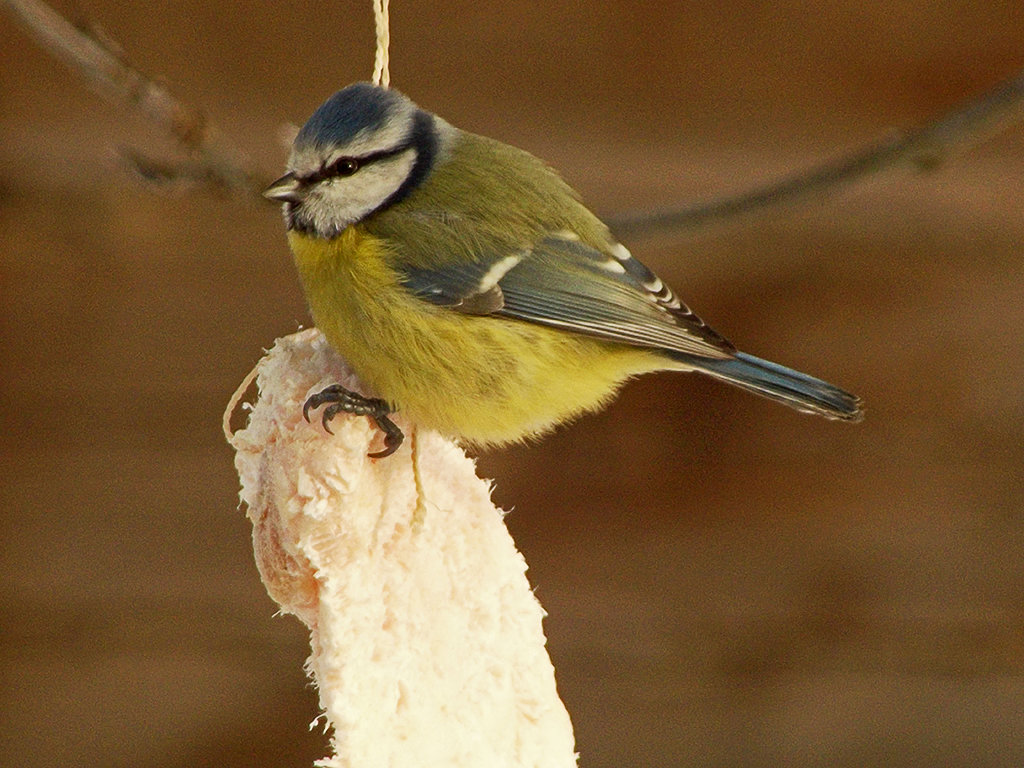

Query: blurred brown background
[[2, 1, 1023, 766]]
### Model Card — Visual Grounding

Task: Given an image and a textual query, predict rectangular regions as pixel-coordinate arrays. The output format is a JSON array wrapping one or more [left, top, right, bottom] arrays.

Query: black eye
[[330, 157, 360, 177]]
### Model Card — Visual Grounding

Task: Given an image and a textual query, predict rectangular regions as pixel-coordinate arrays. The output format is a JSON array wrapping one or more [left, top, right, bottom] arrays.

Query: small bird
[[265, 83, 862, 457]]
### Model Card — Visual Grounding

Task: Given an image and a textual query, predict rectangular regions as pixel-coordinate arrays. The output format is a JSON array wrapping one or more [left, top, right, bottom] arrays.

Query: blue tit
[[264, 83, 862, 457]]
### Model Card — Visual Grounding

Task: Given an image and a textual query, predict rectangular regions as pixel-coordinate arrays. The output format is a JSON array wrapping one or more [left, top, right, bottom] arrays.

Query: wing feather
[[400, 232, 733, 359]]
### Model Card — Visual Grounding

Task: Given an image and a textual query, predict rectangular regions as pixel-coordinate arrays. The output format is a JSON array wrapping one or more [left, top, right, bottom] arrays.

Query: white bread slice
[[225, 329, 577, 768]]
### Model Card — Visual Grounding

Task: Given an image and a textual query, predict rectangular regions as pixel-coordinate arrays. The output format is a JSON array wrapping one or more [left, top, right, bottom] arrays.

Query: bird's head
[[264, 83, 439, 238]]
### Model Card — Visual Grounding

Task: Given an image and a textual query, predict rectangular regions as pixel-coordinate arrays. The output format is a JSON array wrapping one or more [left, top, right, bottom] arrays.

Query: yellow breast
[[287, 227, 664, 445]]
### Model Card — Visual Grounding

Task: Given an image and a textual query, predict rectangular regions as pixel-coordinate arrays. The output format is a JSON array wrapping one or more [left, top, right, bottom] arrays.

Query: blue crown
[[296, 82, 408, 149]]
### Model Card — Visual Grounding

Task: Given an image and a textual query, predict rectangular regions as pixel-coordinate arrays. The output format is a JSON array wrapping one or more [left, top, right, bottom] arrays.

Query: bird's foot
[[303, 384, 404, 458]]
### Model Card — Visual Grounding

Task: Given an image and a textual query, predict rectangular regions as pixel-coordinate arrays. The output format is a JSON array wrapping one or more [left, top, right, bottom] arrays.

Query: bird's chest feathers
[[290, 226, 389, 306], [286, 227, 455, 395], [287, 226, 402, 345]]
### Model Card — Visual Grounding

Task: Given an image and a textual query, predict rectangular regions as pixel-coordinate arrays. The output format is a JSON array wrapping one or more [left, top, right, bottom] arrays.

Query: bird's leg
[[303, 384, 404, 458]]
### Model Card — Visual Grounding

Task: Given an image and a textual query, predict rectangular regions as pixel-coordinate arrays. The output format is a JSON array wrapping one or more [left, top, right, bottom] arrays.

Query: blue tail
[[685, 351, 863, 421]]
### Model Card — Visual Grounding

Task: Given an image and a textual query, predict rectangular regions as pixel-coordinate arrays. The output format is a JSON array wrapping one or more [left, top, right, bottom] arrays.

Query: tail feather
[[685, 351, 863, 422]]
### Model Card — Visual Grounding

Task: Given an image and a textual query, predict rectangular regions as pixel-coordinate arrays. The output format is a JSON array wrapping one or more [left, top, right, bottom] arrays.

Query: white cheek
[[306, 152, 416, 235]]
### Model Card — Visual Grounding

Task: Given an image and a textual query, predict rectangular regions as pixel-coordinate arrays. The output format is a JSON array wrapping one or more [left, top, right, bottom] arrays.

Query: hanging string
[[371, 0, 390, 88]]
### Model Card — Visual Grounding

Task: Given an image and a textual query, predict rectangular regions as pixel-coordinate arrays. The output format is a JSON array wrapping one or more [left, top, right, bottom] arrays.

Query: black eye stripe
[[302, 144, 413, 184]]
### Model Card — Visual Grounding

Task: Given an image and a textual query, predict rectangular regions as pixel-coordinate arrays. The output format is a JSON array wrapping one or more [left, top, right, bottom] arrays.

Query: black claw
[[368, 412, 404, 458], [302, 383, 404, 458]]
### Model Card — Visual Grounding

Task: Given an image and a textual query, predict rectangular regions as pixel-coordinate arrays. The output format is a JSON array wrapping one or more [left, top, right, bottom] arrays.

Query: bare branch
[[607, 68, 1024, 239], [2, 0, 270, 197], [6, 0, 1022, 231]]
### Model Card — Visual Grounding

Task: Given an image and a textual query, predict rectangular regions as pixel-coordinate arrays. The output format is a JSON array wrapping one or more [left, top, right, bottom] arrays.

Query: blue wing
[[398, 230, 862, 421], [400, 232, 735, 360]]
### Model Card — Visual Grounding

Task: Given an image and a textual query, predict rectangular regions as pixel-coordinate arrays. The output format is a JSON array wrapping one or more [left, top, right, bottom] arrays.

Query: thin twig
[[2, 0, 269, 196], [606, 68, 1024, 239], [5, 0, 1023, 229]]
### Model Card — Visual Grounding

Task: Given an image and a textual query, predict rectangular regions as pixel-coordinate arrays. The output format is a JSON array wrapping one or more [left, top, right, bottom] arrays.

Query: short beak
[[263, 172, 305, 204]]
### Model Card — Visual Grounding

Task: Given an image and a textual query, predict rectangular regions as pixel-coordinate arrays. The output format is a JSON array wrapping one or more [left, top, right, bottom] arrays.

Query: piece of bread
[[225, 328, 577, 767]]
